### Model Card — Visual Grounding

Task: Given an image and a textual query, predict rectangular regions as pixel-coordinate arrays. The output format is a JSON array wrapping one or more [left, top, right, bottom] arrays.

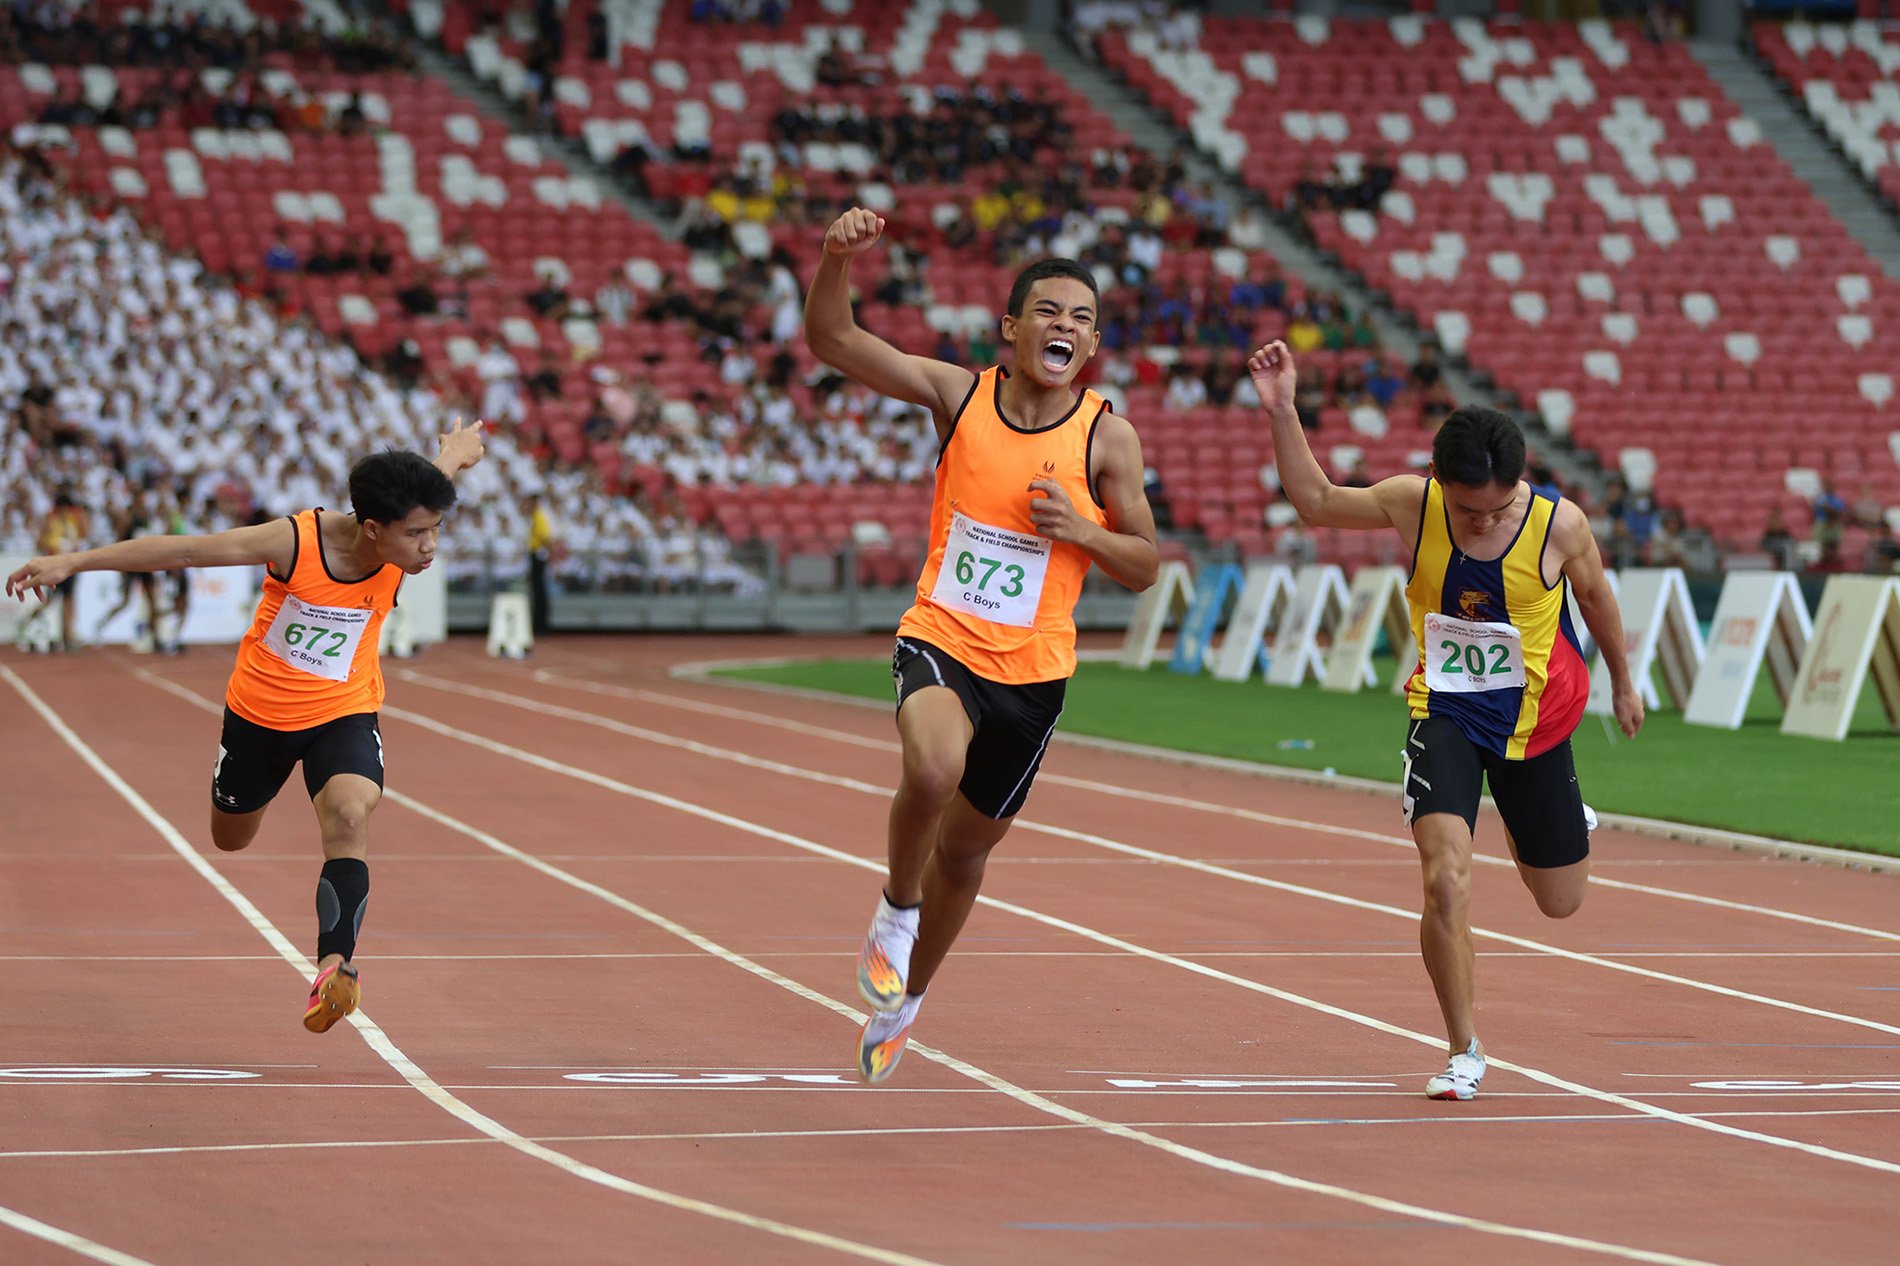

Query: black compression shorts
[[212, 707, 384, 815], [1400, 714, 1590, 868], [891, 637, 1065, 820]]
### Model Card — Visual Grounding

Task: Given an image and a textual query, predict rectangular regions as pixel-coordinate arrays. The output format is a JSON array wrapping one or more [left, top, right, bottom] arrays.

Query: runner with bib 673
[[1247, 340, 1643, 1102], [805, 206, 1161, 1083]]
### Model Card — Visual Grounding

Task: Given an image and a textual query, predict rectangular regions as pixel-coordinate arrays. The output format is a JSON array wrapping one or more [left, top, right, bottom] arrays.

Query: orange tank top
[[225, 509, 403, 730], [897, 366, 1108, 684]]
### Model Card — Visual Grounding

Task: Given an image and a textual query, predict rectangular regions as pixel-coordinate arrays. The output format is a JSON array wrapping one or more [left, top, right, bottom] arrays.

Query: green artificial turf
[[712, 654, 1900, 856]]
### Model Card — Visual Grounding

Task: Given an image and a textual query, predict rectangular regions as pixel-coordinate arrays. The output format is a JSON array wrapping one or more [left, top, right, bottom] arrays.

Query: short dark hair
[[1432, 406, 1525, 489], [348, 450, 457, 525], [1006, 259, 1100, 319]]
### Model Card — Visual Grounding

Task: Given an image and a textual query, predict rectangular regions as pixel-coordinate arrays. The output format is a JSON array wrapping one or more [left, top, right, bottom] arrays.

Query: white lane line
[[392, 673, 1900, 1040], [122, 669, 1729, 1263], [1, 667, 945, 1266], [10, 950, 1897, 963], [379, 782, 1726, 1265], [5, 1083, 1899, 1101], [513, 668, 1900, 943], [11, 1105, 1900, 1164], [665, 664, 1900, 875], [368, 686, 1900, 1186], [132, 674, 1900, 1183], [0, 1205, 161, 1266]]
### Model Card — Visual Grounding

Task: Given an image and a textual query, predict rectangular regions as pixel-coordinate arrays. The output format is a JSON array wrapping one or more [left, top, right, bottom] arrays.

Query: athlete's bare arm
[[804, 207, 976, 438], [5, 519, 296, 603], [1248, 341, 1423, 537], [433, 416, 487, 478], [1030, 412, 1159, 592], [1553, 501, 1644, 738]]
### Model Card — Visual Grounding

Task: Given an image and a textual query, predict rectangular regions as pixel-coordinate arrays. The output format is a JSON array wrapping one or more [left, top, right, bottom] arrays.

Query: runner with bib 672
[[805, 206, 1161, 1083], [1247, 340, 1642, 1102], [6, 419, 486, 1034]]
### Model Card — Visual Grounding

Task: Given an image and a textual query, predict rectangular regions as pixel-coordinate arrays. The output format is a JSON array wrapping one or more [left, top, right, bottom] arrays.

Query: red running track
[[1, 635, 1897, 1266]]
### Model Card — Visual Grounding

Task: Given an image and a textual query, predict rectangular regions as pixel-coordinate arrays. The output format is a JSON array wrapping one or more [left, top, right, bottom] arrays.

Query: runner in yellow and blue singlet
[[1404, 478, 1590, 762], [1248, 339, 1642, 1103]]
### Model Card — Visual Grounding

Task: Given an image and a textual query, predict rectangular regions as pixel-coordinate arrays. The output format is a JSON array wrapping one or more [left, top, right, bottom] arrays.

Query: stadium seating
[[442, 0, 1382, 559], [1755, 18, 1900, 210], [1099, 14, 1900, 552], [35, 3, 1874, 575]]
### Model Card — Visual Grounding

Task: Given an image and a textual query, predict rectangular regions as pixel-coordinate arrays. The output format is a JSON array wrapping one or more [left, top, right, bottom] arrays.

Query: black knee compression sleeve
[[315, 858, 370, 962]]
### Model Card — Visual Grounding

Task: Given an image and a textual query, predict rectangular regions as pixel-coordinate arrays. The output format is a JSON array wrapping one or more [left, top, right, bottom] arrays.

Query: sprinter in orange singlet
[[7, 420, 485, 1033], [1248, 340, 1643, 1100], [806, 207, 1160, 1082]]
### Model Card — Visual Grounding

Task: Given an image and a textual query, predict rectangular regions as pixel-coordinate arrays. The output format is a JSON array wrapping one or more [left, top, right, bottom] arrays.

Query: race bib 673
[[928, 512, 1051, 628]]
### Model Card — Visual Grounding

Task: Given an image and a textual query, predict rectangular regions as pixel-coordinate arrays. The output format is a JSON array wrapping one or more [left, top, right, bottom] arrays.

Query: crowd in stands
[[0, 143, 762, 619], [36, 75, 378, 139], [1071, 1, 1204, 55], [1592, 469, 1898, 577], [9, 1, 408, 139], [1759, 478, 1900, 576], [1, 3, 414, 73], [13, 0, 1892, 600], [1290, 153, 1399, 224]]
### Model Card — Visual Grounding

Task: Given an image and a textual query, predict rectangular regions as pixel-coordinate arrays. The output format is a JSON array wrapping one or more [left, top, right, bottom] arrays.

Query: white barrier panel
[[382, 558, 449, 658], [1781, 575, 1900, 741], [1322, 565, 1411, 694], [1210, 561, 1294, 682], [379, 603, 416, 659], [1587, 567, 1700, 715], [1170, 564, 1243, 675], [1118, 560, 1194, 670], [486, 591, 534, 659], [1, 557, 259, 647], [404, 557, 449, 645], [1266, 564, 1349, 688], [1685, 572, 1810, 730], [0, 551, 38, 642]]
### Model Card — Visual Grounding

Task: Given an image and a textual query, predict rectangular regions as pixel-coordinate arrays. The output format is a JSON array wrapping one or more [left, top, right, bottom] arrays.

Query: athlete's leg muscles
[[208, 715, 295, 851], [57, 584, 78, 649], [210, 806, 269, 853], [887, 686, 973, 906], [1414, 811, 1478, 1054], [312, 772, 380, 862], [907, 793, 1013, 996], [93, 581, 135, 639], [1501, 827, 1590, 919], [1490, 740, 1591, 919], [311, 773, 380, 972]]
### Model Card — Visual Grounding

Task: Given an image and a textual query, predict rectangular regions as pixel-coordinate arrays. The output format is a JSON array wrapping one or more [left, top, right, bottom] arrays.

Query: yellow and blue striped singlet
[[1403, 480, 1588, 759]]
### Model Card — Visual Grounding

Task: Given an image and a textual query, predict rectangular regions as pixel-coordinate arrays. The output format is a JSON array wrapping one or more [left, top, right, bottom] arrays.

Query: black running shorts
[[1400, 714, 1590, 869], [212, 708, 385, 815], [891, 637, 1065, 820]]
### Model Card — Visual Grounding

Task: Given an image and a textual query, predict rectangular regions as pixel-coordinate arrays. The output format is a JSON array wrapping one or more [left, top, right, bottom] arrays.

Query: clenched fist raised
[[824, 207, 885, 258]]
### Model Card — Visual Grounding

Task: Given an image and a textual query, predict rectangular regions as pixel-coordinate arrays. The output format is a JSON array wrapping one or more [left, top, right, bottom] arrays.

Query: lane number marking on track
[[1105, 1078, 1399, 1089], [1690, 1080, 1900, 1092], [0, 1067, 262, 1082]]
